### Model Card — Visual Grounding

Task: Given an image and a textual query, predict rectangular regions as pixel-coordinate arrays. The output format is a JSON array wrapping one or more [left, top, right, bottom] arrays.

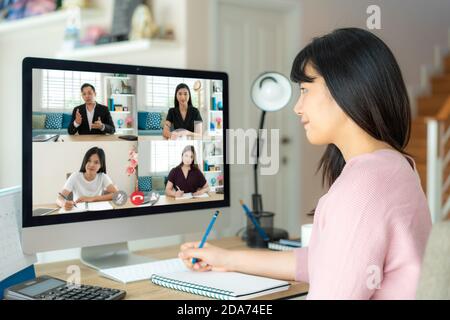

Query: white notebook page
[[153, 271, 290, 297], [87, 201, 113, 211]]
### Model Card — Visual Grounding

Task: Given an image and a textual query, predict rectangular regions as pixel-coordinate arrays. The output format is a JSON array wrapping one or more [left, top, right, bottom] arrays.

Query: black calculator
[[4, 275, 126, 300]]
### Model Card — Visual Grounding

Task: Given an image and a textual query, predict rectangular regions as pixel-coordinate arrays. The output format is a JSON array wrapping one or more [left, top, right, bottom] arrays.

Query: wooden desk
[[119, 193, 225, 208], [138, 135, 204, 141], [55, 134, 128, 142], [39, 134, 222, 142], [33, 193, 225, 216], [35, 237, 309, 300]]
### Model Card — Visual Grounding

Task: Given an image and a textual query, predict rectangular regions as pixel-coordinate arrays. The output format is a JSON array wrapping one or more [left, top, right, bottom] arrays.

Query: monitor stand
[[80, 242, 155, 270]]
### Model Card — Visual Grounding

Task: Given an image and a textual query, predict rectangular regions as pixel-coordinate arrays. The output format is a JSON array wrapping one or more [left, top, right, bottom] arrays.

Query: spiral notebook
[[150, 270, 290, 300], [268, 239, 302, 251]]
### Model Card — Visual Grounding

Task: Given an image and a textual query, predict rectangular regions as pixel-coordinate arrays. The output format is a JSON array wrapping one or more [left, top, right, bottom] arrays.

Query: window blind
[[150, 141, 203, 174], [41, 70, 102, 110], [145, 77, 199, 109]]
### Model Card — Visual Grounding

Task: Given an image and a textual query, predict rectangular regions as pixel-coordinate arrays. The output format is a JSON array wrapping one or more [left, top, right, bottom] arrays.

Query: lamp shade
[[251, 72, 292, 112]]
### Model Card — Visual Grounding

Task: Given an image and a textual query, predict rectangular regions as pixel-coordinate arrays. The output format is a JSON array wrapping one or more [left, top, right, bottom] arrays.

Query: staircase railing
[[426, 96, 450, 223]]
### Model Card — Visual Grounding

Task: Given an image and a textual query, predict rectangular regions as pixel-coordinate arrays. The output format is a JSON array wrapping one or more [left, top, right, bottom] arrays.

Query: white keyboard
[[99, 258, 189, 284]]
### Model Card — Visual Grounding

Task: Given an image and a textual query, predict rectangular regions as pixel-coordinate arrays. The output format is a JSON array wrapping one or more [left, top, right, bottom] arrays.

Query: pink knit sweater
[[294, 149, 432, 299]]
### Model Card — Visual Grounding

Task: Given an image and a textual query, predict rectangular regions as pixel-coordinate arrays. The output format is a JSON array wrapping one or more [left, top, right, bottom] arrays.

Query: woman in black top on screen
[[165, 145, 209, 198], [163, 83, 203, 140]]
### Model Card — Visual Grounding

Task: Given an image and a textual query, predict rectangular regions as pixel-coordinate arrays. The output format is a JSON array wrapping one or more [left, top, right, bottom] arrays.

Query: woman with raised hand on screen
[[177, 28, 432, 299], [163, 83, 203, 140], [56, 147, 118, 211], [165, 145, 209, 198]]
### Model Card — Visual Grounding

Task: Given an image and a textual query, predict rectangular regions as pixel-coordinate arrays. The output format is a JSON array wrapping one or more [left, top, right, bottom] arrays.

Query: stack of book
[[268, 239, 302, 251]]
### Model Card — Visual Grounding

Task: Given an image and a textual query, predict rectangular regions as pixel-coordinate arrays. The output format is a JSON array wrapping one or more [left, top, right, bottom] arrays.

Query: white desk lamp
[[250, 72, 292, 213], [247, 72, 292, 244]]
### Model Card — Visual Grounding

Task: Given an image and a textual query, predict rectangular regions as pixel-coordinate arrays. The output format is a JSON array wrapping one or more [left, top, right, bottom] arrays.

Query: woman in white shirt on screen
[[56, 147, 118, 211]]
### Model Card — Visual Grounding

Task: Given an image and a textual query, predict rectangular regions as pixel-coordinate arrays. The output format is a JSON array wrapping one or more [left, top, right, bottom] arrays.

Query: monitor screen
[[22, 58, 229, 227]]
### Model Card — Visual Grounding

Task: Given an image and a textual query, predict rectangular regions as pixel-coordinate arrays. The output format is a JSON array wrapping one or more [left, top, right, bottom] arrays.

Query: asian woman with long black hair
[[177, 28, 432, 299]]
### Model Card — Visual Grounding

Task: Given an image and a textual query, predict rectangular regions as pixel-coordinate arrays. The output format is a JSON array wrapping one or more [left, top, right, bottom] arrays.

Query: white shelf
[[204, 170, 222, 174], [111, 93, 135, 97], [111, 111, 131, 114], [56, 39, 179, 59], [210, 110, 223, 113], [105, 76, 130, 81], [0, 9, 101, 34], [116, 128, 134, 131]]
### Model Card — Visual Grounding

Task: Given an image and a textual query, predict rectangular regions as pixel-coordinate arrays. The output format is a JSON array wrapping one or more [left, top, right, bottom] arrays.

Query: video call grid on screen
[[22, 58, 229, 227]]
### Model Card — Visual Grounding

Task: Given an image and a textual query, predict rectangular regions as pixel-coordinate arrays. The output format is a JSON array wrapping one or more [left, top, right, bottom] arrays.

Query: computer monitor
[[22, 57, 230, 268]]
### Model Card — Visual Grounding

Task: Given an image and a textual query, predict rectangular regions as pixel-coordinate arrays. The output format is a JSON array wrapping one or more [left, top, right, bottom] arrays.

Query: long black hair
[[79, 147, 107, 174], [291, 28, 411, 191], [174, 83, 194, 109]]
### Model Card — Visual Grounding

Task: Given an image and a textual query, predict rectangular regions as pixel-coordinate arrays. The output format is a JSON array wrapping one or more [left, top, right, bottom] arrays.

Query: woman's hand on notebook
[[178, 242, 231, 272], [64, 200, 75, 211], [175, 190, 184, 198]]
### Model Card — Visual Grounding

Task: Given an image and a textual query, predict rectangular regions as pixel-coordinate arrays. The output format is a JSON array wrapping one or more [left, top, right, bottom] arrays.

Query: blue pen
[[192, 210, 220, 265], [239, 200, 270, 241]]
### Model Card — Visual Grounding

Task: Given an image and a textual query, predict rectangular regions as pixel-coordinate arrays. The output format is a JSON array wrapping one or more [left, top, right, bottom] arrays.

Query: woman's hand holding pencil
[[178, 241, 231, 272], [178, 210, 226, 272], [59, 192, 77, 211], [174, 185, 184, 198]]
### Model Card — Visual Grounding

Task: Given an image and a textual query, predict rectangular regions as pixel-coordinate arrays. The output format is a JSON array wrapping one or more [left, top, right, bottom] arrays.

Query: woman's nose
[[293, 96, 303, 116]]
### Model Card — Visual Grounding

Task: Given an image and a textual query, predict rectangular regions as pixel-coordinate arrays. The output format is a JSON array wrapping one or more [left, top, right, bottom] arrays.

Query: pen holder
[[245, 211, 274, 248]]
